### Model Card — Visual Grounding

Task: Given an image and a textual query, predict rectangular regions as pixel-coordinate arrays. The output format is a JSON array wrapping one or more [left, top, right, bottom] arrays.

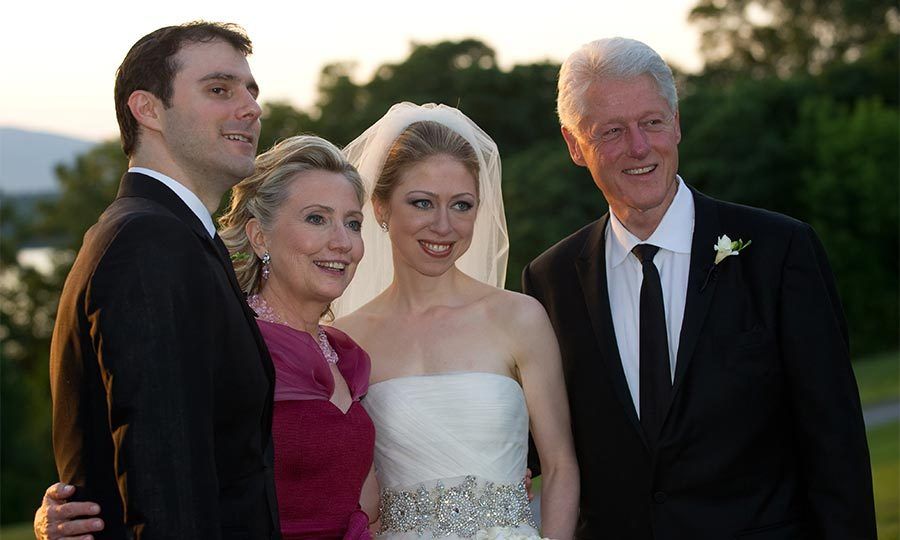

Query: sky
[[2, 0, 703, 142]]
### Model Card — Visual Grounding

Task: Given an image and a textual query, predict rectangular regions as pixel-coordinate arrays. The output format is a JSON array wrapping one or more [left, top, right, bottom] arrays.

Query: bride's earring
[[380, 221, 389, 233]]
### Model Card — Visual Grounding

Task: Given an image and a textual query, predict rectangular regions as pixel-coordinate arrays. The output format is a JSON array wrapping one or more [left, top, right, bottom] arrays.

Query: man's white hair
[[557, 37, 678, 130]]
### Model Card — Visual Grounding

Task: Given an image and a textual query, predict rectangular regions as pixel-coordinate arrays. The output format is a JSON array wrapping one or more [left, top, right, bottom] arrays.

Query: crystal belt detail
[[379, 475, 537, 538]]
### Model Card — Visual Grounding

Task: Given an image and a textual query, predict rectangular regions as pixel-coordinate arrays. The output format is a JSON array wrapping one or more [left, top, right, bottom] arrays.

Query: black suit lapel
[[117, 172, 211, 239], [118, 172, 276, 397], [118, 173, 244, 304], [210, 233, 275, 392], [575, 215, 648, 449], [671, 188, 720, 397], [211, 234, 249, 306]]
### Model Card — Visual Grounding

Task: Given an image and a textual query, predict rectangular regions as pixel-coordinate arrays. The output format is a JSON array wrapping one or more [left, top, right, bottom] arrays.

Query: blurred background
[[1, 0, 897, 536]]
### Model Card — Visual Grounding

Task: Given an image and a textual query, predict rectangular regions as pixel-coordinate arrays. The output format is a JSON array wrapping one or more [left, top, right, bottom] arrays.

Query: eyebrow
[[301, 204, 334, 213], [199, 72, 260, 96], [596, 109, 673, 125], [406, 190, 476, 198], [301, 204, 363, 218]]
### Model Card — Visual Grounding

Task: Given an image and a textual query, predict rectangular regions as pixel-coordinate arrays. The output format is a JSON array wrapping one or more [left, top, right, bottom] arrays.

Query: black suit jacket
[[523, 187, 875, 539], [50, 172, 280, 539]]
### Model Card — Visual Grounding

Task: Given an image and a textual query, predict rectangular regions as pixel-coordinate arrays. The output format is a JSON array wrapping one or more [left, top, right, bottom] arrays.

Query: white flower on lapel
[[713, 235, 751, 264]]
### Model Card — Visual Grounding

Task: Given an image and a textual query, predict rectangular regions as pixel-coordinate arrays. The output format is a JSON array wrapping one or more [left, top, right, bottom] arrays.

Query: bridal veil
[[333, 102, 509, 318]]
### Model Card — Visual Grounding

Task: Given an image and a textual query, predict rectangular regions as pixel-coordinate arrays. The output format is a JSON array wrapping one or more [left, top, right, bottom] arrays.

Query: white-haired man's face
[[561, 74, 681, 233]]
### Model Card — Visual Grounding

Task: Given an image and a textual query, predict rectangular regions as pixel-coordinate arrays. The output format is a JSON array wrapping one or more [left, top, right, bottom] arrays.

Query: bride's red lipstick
[[419, 241, 453, 258]]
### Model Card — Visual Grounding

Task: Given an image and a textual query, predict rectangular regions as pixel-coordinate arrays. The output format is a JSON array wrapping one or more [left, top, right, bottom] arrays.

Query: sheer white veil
[[332, 102, 509, 318]]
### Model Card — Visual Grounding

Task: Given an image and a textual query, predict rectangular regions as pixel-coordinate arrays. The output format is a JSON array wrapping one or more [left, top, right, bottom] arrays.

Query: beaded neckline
[[247, 294, 339, 365]]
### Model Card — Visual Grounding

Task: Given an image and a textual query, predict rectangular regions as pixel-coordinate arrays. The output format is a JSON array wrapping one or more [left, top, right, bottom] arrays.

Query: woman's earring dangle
[[261, 251, 271, 280], [380, 221, 389, 233]]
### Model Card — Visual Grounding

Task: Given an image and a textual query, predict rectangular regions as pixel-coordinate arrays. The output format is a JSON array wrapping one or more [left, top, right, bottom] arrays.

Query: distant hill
[[0, 127, 97, 195]]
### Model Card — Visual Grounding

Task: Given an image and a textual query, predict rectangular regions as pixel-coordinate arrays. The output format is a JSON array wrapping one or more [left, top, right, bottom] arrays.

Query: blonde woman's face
[[264, 170, 364, 304]]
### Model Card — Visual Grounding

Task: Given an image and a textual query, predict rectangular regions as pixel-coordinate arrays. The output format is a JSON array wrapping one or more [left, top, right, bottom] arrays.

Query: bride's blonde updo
[[218, 135, 365, 295], [373, 120, 481, 205]]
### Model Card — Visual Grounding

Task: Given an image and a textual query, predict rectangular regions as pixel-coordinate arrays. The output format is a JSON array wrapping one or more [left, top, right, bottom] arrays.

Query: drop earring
[[380, 221, 389, 233], [261, 251, 271, 280]]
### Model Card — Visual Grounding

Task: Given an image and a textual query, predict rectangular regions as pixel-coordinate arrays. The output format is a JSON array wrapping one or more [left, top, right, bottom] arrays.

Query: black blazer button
[[653, 491, 667, 504]]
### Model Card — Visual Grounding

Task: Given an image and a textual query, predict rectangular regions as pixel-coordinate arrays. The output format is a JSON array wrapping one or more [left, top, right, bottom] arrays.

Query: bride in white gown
[[333, 103, 579, 539]]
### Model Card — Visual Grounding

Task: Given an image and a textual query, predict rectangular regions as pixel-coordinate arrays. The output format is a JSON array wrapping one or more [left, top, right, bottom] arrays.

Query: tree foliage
[[689, 0, 899, 78], [794, 96, 899, 354], [503, 142, 606, 288], [1, 142, 126, 523]]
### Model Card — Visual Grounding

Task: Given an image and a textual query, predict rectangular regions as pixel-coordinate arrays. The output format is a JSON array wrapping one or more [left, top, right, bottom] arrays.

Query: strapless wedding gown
[[363, 372, 541, 540]]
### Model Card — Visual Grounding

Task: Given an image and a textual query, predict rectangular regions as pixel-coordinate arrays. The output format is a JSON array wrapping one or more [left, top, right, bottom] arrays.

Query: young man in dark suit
[[47, 22, 279, 539], [523, 37, 876, 539]]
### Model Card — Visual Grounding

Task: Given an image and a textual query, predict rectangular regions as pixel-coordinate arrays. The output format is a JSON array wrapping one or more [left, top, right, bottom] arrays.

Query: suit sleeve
[[88, 218, 222, 539], [522, 263, 537, 298], [780, 222, 876, 538], [521, 262, 544, 477]]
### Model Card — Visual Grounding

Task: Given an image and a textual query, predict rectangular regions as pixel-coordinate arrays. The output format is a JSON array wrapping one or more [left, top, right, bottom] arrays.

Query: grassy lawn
[[854, 349, 900, 407], [855, 351, 900, 539], [870, 420, 899, 540], [0, 522, 33, 540]]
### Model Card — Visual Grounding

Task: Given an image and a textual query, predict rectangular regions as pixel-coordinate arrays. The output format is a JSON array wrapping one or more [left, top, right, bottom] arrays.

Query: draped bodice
[[364, 371, 529, 489]]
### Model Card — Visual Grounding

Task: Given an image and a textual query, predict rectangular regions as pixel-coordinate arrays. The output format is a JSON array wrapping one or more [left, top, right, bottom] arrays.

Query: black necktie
[[632, 244, 672, 445]]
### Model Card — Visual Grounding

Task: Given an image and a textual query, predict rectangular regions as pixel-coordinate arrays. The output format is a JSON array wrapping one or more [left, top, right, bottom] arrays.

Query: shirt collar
[[128, 167, 216, 237], [607, 176, 695, 268]]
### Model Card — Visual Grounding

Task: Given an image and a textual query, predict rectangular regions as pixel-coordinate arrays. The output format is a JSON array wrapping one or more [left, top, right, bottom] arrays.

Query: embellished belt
[[379, 475, 537, 538]]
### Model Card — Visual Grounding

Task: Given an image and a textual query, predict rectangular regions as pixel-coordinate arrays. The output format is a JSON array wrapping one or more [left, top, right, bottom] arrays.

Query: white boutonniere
[[713, 234, 751, 265], [700, 234, 752, 292]]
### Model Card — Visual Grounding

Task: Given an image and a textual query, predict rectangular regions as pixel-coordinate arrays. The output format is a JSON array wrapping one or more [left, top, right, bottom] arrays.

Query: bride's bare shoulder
[[482, 287, 551, 330]]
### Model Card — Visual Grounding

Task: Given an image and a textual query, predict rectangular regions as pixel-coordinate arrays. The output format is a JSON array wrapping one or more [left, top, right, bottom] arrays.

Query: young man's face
[[158, 39, 262, 188]]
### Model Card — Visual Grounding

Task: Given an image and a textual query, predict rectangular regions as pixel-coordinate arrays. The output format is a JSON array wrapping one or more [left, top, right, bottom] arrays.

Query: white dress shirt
[[606, 177, 695, 416], [128, 167, 216, 238]]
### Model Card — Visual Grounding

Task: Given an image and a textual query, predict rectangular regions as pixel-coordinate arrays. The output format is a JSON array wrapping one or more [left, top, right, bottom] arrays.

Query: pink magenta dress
[[257, 320, 375, 540]]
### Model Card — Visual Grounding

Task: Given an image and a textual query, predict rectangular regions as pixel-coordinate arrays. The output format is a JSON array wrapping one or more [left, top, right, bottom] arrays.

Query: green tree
[[678, 74, 814, 217], [33, 142, 127, 247], [794, 96, 899, 354], [503, 141, 606, 289], [0, 142, 125, 523], [1, 202, 73, 523], [689, 0, 899, 78], [308, 39, 561, 153], [259, 101, 318, 152]]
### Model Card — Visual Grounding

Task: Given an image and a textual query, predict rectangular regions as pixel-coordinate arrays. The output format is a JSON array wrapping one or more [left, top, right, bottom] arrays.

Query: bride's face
[[378, 154, 479, 277]]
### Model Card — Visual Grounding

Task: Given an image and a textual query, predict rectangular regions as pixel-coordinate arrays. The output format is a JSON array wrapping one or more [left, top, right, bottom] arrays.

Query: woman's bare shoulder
[[482, 287, 550, 327]]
